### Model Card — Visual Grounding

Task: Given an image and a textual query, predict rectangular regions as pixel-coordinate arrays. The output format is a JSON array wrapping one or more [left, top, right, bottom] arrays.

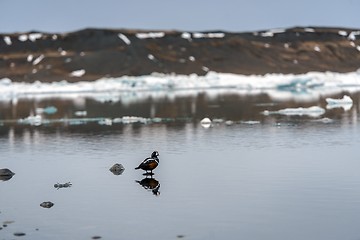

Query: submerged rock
[[40, 201, 54, 208], [0, 168, 15, 181], [109, 163, 125, 175], [13, 232, 26, 237], [54, 182, 72, 189]]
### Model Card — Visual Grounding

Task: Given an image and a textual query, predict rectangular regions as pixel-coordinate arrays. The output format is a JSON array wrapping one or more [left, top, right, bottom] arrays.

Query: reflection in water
[[0, 90, 359, 134], [136, 176, 161, 196]]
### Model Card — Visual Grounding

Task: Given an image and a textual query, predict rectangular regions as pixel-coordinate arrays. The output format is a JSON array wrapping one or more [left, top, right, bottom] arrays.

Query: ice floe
[[200, 117, 212, 128], [0, 70, 360, 103], [326, 95, 353, 110], [263, 106, 325, 117]]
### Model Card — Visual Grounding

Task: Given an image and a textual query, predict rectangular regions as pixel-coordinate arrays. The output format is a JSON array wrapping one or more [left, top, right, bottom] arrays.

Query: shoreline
[[1, 26, 360, 83]]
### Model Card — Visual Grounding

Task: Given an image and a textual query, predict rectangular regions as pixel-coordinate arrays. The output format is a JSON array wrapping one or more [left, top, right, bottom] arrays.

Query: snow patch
[[338, 30, 348, 37], [18, 35, 28, 42], [28, 33, 43, 42], [118, 33, 131, 45], [70, 69, 86, 77], [136, 32, 165, 39], [3, 36, 12, 45], [32, 55, 44, 65], [193, 32, 225, 39]]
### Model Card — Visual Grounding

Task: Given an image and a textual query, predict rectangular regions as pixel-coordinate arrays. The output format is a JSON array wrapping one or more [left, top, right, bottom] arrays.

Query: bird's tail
[[135, 166, 140, 170]]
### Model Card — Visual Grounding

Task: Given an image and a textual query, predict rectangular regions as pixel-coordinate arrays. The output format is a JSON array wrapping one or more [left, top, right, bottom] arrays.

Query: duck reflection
[[136, 176, 160, 196]]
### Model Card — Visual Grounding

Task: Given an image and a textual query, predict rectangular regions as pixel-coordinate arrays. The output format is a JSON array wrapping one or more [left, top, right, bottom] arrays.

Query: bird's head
[[151, 151, 159, 158]]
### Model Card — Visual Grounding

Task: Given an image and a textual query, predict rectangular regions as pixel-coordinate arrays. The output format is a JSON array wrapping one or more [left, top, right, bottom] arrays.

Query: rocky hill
[[1, 27, 360, 82]]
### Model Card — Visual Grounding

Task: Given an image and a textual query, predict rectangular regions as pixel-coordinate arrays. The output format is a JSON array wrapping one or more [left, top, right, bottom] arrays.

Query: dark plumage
[[135, 151, 159, 173]]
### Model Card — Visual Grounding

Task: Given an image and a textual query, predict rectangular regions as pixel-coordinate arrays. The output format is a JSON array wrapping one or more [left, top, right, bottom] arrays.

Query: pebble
[[40, 201, 54, 208], [14, 232, 26, 236], [109, 163, 125, 175]]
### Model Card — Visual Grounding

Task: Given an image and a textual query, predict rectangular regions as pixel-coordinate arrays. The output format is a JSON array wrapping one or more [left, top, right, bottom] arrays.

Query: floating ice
[[118, 33, 131, 45], [188, 56, 195, 61], [200, 117, 212, 128], [70, 69, 86, 77], [3, 36, 12, 45], [136, 32, 165, 39], [74, 111, 87, 117], [36, 106, 57, 115], [326, 95, 353, 110], [19, 115, 42, 126], [263, 106, 325, 117], [0, 71, 360, 103]]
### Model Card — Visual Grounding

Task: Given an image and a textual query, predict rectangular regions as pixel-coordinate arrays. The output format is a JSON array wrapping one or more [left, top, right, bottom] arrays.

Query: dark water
[[1, 91, 360, 240]]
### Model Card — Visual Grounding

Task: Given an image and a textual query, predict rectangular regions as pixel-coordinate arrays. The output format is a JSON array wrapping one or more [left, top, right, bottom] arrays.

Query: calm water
[[1, 90, 360, 240]]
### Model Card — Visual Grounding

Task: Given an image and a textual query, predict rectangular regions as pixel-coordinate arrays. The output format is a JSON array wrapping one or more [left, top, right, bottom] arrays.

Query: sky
[[0, 0, 359, 33]]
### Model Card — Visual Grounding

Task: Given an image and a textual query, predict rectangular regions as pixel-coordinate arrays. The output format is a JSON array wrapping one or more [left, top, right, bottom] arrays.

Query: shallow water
[[1, 90, 360, 240]]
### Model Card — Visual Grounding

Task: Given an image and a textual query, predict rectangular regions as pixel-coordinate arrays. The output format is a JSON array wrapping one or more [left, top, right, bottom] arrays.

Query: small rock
[[109, 163, 125, 175], [0, 168, 15, 181], [40, 201, 54, 208], [14, 232, 26, 237], [92, 236, 102, 239]]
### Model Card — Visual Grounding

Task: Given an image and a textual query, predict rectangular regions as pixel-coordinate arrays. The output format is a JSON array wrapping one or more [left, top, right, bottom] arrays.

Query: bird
[[135, 151, 159, 174]]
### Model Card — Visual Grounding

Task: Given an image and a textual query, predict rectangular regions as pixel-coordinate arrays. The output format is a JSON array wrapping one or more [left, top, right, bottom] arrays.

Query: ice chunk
[[27, 54, 33, 62], [326, 95, 353, 110], [74, 111, 87, 117], [200, 117, 212, 128], [19, 115, 42, 126], [263, 106, 325, 117]]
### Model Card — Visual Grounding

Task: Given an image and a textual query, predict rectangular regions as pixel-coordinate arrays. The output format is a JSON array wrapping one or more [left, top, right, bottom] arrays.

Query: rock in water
[[40, 201, 54, 208], [0, 168, 15, 181], [109, 163, 125, 175]]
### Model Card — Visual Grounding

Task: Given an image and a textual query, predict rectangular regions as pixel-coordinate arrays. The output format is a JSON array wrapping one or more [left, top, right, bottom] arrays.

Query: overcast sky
[[0, 0, 359, 33]]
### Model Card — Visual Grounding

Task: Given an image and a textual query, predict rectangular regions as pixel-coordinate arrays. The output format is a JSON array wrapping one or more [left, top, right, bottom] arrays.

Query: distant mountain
[[1, 27, 360, 82]]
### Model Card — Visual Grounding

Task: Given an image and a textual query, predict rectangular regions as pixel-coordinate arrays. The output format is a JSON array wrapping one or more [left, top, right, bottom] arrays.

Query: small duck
[[135, 151, 159, 174]]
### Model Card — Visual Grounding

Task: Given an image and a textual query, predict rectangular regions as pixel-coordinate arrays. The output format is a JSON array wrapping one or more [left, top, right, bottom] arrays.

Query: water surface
[[1, 91, 360, 240]]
